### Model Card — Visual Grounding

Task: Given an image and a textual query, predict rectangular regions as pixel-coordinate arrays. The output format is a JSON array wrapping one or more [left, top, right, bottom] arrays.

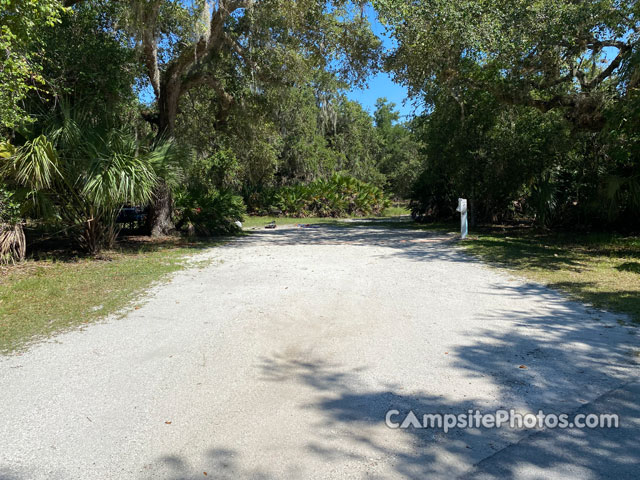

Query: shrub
[[273, 174, 389, 217], [176, 189, 246, 236]]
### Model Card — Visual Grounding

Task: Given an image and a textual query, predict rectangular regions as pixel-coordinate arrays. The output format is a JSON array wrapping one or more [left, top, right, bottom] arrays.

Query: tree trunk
[[147, 179, 175, 237], [157, 79, 180, 135], [0, 223, 26, 264], [147, 80, 180, 237]]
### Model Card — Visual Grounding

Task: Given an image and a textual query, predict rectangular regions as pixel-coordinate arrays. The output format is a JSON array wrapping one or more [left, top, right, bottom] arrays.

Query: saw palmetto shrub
[[275, 174, 389, 217], [175, 189, 246, 236]]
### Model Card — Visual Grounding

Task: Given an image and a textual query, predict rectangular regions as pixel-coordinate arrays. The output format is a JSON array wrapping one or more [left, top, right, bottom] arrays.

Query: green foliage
[[0, 0, 66, 128], [373, 98, 421, 198], [0, 185, 20, 225], [175, 68, 397, 199], [176, 189, 246, 236], [408, 84, 640, 228], [1, 108, 160, 253], [272, 174, 389, 217], [374, 0, 637, 111], [37, 3, 140, 124], [373, 0, 639, 228]]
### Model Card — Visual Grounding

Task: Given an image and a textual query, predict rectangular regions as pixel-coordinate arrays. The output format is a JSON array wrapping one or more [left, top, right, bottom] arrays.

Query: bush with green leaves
[[241, 185, 280, 216], [175, 189, 246, 236], [273, 174, 389, 217], [0, 185, 20, 225]]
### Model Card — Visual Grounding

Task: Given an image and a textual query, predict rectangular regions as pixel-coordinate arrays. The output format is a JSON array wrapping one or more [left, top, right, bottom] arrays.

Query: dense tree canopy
[[0, 0, 66, 127], [375, 0, 640, 228], [375, 0, 639, 128], [0, 0, 409, 256]]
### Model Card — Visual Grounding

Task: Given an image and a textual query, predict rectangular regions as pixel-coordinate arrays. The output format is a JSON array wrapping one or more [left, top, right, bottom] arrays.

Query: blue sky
[[347, 72, 421, 119], [345, 6, 421, 119]]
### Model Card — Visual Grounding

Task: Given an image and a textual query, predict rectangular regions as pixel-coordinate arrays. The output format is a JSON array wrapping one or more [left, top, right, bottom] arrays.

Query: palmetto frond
[[8, 135, 62, 191]]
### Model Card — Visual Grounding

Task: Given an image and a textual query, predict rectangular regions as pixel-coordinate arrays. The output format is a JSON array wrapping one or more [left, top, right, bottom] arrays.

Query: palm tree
[[1, 111, 162, 254]]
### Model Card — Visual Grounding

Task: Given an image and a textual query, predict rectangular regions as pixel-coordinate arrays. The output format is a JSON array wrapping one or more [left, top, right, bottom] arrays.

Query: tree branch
[[141, 2, 162, 98], [222, 32, 260, 73], [181, 73, 234, 108], [585, 45, 632, 90]]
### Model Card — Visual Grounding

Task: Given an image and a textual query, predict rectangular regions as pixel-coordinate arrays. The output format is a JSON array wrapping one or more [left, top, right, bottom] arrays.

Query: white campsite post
[[456, 198, 468, 239]]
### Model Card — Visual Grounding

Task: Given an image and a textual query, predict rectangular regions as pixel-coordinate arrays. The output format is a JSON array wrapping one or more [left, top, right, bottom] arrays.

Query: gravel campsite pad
[[1, 224, 638, 479]]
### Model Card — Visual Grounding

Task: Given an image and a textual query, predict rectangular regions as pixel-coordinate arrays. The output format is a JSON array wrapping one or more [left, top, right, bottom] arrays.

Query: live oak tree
[[93, 0, 380, 234], [374, 0, 639, 130], [371, 0, 640, 227]]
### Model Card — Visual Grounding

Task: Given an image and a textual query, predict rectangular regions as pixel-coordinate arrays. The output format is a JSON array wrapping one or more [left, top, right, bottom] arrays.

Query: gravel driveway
[[1, 223, 638, 479]]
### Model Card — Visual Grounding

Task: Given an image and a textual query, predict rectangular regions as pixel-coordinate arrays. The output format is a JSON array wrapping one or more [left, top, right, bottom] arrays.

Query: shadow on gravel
[[141, 304, 639, 479], [254, 322, 639, 479], [139, 224, 640, 480], [151, 448, 277, 480]]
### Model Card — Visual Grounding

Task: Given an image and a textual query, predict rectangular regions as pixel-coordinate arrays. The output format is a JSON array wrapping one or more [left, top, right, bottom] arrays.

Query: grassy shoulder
[[0, 237, 221, 354], [242, 206, 411, 229], [460, 228, 640, 323]]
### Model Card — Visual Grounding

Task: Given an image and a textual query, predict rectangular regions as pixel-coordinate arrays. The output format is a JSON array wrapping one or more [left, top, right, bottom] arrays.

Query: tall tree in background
[[374, 0, 639, 129], [373, 98, 421, 198], [119, 0, 380, 234], [374, 0, 640, 227]]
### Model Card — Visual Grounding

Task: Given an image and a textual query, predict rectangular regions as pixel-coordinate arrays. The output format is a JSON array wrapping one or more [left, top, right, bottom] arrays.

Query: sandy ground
[[0, 223, 638, 480]]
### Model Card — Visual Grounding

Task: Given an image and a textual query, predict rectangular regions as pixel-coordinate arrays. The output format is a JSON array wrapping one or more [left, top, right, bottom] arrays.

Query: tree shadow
[[147, 448, 276, 480], [461, 237, 584, 272], [143, 291, 638, 478], [6, 223, 638, 478], [252, 309, 639, 477], [616, 261, 640, 274], [247, 276, 638, 477], [232, 224, 640, 322], [131, 226, 640, 477], [12, 234, 228, 266], [232, 224, 469, 266]]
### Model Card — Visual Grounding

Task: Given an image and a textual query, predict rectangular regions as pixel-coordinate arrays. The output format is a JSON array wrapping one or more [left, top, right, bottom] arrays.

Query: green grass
[[242, 206, 411, 229], [380, 205, 411, 217], [0, 237, 221, 354], [242, 216, 345, 229], [461, 229, 640, 323]]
